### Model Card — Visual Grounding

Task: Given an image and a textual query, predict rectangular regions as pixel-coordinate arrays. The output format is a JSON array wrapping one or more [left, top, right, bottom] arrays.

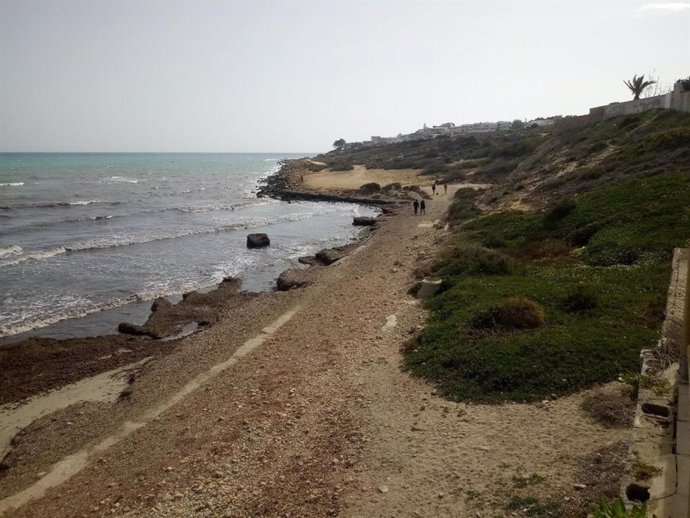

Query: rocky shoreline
[[0, 162, 400, 407], [257, 158, 404, 205]]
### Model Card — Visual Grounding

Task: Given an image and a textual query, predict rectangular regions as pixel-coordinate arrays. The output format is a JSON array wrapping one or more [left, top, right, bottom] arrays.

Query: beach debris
[[246, 233, 270, 248]]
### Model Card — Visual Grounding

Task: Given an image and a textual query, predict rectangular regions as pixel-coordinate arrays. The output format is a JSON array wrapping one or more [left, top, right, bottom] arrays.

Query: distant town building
[[347, 116, 547, 148]]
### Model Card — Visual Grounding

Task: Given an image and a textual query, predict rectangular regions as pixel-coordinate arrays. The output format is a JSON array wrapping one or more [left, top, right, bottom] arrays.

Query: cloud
[[638, 2, 690, 12]]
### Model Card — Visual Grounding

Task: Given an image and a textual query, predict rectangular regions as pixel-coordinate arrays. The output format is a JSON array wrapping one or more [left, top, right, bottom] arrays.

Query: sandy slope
[[0, 185, 630, 517], [303, 165, 426, 191]]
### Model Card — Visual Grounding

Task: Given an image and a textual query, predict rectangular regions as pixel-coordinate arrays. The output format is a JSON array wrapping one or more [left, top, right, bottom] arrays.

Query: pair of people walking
[[412, 199, 425, 215], [431, 180, 448, 196]]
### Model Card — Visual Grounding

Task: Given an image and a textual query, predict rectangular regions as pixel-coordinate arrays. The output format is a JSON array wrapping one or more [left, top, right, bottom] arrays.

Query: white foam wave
[[0, 247, 67, 267], [106, 176, 143, 184], [0, 245, 23, 258], [0, 279, 215, 338], [69, 199, 105, 206], [0, 182, 24, 187], [0, 208, 329, 268], [0, 294, 135, 338]]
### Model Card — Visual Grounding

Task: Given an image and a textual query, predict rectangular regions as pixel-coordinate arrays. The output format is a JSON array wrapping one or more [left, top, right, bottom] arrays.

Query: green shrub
[[359, 182, 381, 194], [592, 498, 649, 518], [562, 285, 598, 312], [435, 245, 513, 279], [471, 297, 546, 330], [382, 182, 402, 191], [543, 199, 576, 226]]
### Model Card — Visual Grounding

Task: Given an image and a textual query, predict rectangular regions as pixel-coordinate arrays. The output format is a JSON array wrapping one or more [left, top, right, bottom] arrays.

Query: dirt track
[[0, 185, 629, 517]]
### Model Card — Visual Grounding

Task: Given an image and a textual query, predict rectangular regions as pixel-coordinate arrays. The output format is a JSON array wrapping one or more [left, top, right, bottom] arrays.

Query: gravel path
[[1, 186, 630, 517]]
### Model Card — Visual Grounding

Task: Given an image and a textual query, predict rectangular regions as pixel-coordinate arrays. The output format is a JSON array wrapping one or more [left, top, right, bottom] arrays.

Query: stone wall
[[587, 81, 690, 122], [588, 93, 672, 119]]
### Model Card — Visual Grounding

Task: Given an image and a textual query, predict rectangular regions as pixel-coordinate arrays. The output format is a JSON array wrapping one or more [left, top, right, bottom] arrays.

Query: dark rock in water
[[353, 217, 377, 226], [276, 269, 309, 291], [151, 297, 172, 312], [315, 248, 346, 265], [118, 322, 149, 336], [298, 255, 320, 266], [247, 233, 270, 248]]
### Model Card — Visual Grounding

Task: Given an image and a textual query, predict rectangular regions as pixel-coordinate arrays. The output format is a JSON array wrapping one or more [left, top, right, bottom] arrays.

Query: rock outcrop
[[276, 269, 309, 291], [353, 216, 377, 226], [315, 248, 346, 265], [247, 233, 270, 248]]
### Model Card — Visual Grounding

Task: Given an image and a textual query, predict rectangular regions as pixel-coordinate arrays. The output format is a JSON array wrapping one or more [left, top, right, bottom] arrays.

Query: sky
[[1, 0, 688, 153]]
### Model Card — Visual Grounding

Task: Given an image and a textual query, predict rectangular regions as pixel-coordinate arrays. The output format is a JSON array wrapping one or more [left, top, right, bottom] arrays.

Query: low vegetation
[[405, 172, 690, 403], [592, 498, 648, 518]]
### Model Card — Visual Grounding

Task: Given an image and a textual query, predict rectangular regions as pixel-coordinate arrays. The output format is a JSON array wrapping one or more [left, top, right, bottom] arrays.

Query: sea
[[0, 153, 377, 344]]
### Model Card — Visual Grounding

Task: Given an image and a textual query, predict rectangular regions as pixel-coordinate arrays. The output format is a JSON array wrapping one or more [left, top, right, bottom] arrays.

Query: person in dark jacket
[[413, 199, 419, 215], [420, 200, 426, 214]]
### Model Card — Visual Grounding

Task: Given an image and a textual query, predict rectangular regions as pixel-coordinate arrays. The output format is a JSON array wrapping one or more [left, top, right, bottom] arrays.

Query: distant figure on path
[[413, 199, 419, 215], [443, 182, 448, 194], [420, 200, 426, 214], [431, 183, 436, 196]]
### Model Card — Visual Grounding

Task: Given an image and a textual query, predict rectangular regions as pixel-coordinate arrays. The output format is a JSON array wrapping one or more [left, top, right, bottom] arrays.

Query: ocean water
[[0, 153, 377, 343]]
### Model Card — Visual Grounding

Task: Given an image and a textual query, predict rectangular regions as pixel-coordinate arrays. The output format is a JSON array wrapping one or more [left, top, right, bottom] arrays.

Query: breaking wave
[[0, 208, 334, 268]]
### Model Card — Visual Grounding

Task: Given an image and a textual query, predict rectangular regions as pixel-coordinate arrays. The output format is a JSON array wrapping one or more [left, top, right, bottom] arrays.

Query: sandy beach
[[0, 168, 630, 517]]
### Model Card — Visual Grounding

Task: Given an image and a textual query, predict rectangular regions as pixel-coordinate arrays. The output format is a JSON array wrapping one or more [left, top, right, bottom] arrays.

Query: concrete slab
[[673, 492, 690, 518], [650, 495, 675, 518], [647, 454, 677, 500], [678, 454, 690, 496], [678, 420, 690, 456], [680, 384, 690, 423]]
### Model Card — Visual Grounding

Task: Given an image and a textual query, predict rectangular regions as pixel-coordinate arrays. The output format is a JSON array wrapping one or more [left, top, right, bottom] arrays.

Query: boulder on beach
[[298, 255, 320, 266], [151, 297, 172, 312], [315, 247, 346, 265], [353, 216, 377, 226], [118, 322, 150, 336], [247, 233, 270, 248], [276, 269, 309, 291]]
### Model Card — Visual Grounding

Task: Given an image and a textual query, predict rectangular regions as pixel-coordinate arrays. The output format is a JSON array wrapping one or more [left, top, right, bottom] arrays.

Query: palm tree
[[624, 74, 657, 100]]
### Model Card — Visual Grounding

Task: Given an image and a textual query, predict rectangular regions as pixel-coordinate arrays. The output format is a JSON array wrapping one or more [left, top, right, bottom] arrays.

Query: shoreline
[[0, 159, 393, 347], [0, 161, 400, 405]]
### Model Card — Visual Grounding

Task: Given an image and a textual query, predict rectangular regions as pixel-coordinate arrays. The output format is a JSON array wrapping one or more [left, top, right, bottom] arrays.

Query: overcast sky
[[1, 0, 688, 153]]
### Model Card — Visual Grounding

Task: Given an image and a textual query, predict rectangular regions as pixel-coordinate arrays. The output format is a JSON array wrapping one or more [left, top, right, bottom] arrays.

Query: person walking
[[420, 199, 426, 215], [431, 183, 436, 196], [443, 182, 448, 194], [413, 199, 419, 215]]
